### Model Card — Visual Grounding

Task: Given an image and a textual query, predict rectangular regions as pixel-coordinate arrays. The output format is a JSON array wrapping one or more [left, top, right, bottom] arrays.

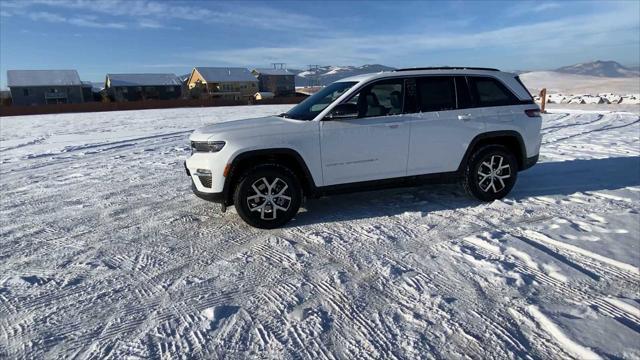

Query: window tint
[[468, 77, 518, 107], [404, 78, 419, 114], [455, 76, 473, 109], [348, 79, 404, 118], [416, 77, 456, 112]]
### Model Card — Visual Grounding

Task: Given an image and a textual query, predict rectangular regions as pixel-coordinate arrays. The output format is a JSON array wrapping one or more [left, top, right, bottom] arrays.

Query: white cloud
[[29, 11, 66, 23], [193, 4, 639, 69], [138, 19, 163, 29], [11, 0, 322, 32], [26, 11, 126, 29], [68, 17, 126, 29], [506, 1, 562, 18]]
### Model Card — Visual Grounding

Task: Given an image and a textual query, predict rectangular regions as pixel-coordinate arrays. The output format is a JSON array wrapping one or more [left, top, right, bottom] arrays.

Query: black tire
[[463, 145, 518, 202], [233, 164, 302, 229]]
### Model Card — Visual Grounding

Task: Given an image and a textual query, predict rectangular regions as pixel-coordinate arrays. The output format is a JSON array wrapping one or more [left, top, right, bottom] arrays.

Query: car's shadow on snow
[[290, 156, 640, 226]]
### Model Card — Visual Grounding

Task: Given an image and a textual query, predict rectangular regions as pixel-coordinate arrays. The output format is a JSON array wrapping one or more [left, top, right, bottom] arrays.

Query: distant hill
[[291, 64, 395, 86], [555, 60, 639, 78]]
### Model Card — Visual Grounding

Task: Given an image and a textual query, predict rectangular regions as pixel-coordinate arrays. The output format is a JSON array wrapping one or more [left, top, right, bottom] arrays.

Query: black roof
[[394, 67, 500, 72]]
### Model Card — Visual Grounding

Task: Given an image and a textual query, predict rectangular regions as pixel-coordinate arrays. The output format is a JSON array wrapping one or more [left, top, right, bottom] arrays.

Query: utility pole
[[307, 65, 320, 87]]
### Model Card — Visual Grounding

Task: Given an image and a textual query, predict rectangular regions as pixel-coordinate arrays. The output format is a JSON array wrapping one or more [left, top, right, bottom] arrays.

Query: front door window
[[346, 79, 404, 117]]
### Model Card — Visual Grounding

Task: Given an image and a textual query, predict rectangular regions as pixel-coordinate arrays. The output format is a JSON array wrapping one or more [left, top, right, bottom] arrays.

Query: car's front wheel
[[463, 145, 518, 201], [233, 164, 302, 229]]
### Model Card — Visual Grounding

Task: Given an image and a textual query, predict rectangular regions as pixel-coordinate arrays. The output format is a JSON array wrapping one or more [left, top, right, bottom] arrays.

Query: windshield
[[283, 82, 357, 120]]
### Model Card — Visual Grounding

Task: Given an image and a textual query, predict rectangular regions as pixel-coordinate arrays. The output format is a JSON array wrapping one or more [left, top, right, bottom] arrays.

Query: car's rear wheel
[[463, 145, 518, 201], [233, 164, 302, 229]]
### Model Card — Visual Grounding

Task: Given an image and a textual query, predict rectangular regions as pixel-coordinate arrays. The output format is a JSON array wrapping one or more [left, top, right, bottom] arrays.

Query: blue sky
[[1, 0, 639, 87]]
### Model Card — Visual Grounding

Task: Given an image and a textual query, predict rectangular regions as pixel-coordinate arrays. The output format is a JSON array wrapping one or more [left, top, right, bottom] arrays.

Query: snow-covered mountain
[[292, 64, 395, 86], [555, 60, 639, 78], [519, 71, 640, 95]]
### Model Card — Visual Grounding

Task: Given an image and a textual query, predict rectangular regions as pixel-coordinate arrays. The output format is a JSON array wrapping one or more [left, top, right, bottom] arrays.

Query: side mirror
[[326, 103, 358, 120]]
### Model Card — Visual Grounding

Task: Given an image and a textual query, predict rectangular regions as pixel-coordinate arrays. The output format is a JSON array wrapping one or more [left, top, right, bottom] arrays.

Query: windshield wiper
[[278, 113, 290, 118]]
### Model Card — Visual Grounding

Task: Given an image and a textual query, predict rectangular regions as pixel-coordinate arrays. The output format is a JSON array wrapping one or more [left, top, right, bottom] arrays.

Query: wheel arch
[[223, 148, 317, 205], [458, 131, 527, 172]]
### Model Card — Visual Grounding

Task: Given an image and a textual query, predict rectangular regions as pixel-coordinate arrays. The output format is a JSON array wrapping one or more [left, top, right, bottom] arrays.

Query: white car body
[[186, 68, 542, 208]]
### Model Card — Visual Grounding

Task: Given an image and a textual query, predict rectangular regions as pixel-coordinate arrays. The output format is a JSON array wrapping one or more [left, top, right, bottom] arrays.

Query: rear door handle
[[386, 123, 401, 129], [458, 114, 473, 121]]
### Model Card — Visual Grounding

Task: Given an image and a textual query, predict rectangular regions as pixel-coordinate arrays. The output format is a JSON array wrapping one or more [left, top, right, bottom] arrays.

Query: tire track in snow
[[526, 305, 603, 360], [459, 233, 640, 333]]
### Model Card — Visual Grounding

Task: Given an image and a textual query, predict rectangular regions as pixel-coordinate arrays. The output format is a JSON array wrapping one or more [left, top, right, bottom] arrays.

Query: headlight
[[191, 140, 226, 153]]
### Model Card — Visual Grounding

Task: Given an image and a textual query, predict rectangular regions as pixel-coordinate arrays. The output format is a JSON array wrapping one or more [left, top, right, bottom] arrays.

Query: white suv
[[185, 67, 542, 228]]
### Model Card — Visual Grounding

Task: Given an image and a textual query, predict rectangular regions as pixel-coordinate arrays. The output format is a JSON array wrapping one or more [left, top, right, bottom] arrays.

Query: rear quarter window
[[468, 76, 520, 107]]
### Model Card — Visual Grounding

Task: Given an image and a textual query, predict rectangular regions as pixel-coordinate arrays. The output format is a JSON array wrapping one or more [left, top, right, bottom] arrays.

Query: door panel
[[320, 116, 410, 185], [320, 78, 410, 185], [407, 109, 484, 175], [407, 76, 485, 175]]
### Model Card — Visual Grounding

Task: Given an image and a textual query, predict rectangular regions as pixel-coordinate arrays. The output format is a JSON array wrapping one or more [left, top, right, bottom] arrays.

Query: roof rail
[[394, 66, 500, 72]]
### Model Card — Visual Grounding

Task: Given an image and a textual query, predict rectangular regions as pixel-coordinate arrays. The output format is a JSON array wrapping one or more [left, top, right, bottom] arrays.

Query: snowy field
[[1, 104, 639, 359]]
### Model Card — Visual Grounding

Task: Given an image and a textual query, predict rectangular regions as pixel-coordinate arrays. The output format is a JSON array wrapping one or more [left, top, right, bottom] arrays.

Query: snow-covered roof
[[107, 73, 181, 87], [253, 68, 293, 76], [195, 67, 257, 82], [7, 70, 82, 87]]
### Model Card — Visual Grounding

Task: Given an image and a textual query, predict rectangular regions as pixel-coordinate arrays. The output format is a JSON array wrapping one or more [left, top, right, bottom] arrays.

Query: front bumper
[[191, 183, 225, 203], [185, 161, 225, 204]]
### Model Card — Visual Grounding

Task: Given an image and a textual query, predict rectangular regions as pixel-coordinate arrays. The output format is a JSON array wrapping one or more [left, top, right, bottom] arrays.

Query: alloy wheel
[[477, 155, 511, 193], [246, 177, 292, 220]]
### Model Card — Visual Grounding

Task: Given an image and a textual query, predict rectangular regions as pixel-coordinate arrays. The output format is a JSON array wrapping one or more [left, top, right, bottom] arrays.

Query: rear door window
[[416, 76, 456, 112], [468, 76, 519, 107]]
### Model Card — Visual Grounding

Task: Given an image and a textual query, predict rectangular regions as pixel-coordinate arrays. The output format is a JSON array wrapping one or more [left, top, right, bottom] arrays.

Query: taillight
[[525, 109, 541, 118]]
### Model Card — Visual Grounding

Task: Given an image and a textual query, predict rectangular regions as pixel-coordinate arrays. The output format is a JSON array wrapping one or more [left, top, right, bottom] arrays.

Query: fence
[[0, 96, 306, 117]]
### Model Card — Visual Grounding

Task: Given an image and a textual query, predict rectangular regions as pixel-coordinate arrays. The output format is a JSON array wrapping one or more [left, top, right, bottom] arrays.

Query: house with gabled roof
[[186, 67, 258, 100], [105, 73, 182, 102], [252, 68, 295, 97], [7, 70, 85, 106]]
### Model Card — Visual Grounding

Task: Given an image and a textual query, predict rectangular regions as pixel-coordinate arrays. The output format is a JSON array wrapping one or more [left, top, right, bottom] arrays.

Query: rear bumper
[[522, 154, 539, 170]]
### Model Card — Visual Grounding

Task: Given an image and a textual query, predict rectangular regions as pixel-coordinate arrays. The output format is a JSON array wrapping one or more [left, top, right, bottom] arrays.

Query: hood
[[189, 116, 304, 141]]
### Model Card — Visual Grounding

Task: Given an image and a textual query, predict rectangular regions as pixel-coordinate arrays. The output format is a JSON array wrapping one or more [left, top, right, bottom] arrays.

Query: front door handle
[[386, 123, 401, 129], [458, 114, 473, 121]]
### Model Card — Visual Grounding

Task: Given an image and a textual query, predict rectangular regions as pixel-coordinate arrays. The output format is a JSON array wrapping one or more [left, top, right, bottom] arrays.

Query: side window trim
[[464, 76, 478, 108], [452, 76, 460, 109]]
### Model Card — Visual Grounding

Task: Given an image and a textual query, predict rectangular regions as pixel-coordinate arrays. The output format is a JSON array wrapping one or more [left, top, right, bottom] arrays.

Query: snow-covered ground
[[1, 105, 639, 359]]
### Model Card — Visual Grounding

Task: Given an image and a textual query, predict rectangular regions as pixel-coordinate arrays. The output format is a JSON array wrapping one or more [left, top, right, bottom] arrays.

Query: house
[[187, 67, 258, 100], [81, 81, 96, 102], [252, 68, 295, 96], [254, 91, 274, 100], [105, 73, 182, 102], [0, 90, 11, 106], [7, 69, 85, 106]]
